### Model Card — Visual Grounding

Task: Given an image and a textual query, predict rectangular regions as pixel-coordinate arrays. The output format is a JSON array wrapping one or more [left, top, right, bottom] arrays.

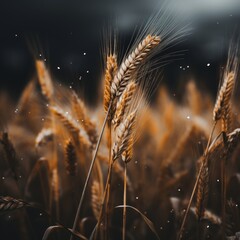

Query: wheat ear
[[35, 128, 54, 148], [195, 157, 209, 221], [111, 35, 160, 101], [35, 60, 54, 101], [112, 82, 137, 129], [65, 139, 77, 176], [213, 72, 235, 129], [112, 111, 137, 161], [72, 92, 98, 146], [91, 180, 102, 220], [104, 54, 118, 114], [0, 196, 26, 211]]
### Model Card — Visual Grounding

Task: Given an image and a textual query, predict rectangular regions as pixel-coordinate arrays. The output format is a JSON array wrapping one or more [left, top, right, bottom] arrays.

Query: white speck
[[39, 213, 42, 216], [39, 54, 42, 57], [167, 220, 170, 223], [15, 34, 18, 37], [86, 70, 89, 73], [41, 118, 45, 121], [217, 179, 220, 182], [178, 188, 181, 192], [183, 68, 186, 71], [206, 225, 209, 229], [207, 63, 210, 67], [19, 175, 22, 179], [135, 161, 138, 164], [136, 196, 139, 200], [187, 116, 190, 119], [216, 22, 219, 25], [2, 177, 5, 180], [160, 227, 163, 230], [44, 58, 47, 62], [15, 108, 19, 113], [57, 66, 60, 70], [70, 61, 73, 65], [65, 112, 69, 115], [79, 76, 82, 80], [180, 66, 182, 69], [187, 65, 189, 68], [69, 86, 72, 89], [236, 204, 238, 207], [8, 216, 11, 219], [83, 52, 86, 55]]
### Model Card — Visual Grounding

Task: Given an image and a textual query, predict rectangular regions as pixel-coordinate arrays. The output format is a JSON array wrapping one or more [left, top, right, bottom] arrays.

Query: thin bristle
[[65, 139, 77, 176], [112, 82, 136, 129]]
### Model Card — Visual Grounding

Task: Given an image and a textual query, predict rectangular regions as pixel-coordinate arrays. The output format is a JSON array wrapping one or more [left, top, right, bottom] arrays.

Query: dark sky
[[1, 0, 240, 104]]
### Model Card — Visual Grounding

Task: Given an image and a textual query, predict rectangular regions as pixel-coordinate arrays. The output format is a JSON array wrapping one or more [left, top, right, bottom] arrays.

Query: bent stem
[[178, 121, 217, 240], [122, 163, 127, 240], [70, 104, 111, 240]]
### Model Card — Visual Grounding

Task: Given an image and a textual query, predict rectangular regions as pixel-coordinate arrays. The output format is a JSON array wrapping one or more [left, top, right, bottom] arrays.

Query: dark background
[[1, 0, 240, 105]]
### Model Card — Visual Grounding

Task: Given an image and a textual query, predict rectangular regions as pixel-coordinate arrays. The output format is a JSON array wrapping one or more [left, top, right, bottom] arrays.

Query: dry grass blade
[[0, 196, 26, 211], [65, 139, 77, 176], [111, 35, 160, 99], [112, 82, 136, 129], [112, 111, 137, 161], [104, 54, 118, 114], [35, 60, 54, 101]]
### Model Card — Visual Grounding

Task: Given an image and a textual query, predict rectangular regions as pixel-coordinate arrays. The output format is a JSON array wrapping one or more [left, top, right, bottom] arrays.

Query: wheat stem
[[70, 102, 111, 240], [122, 163, 127, 240]]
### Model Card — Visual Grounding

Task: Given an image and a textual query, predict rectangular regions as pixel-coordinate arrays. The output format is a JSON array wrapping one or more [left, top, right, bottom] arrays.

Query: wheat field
[[0, 11, 240, 240]]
